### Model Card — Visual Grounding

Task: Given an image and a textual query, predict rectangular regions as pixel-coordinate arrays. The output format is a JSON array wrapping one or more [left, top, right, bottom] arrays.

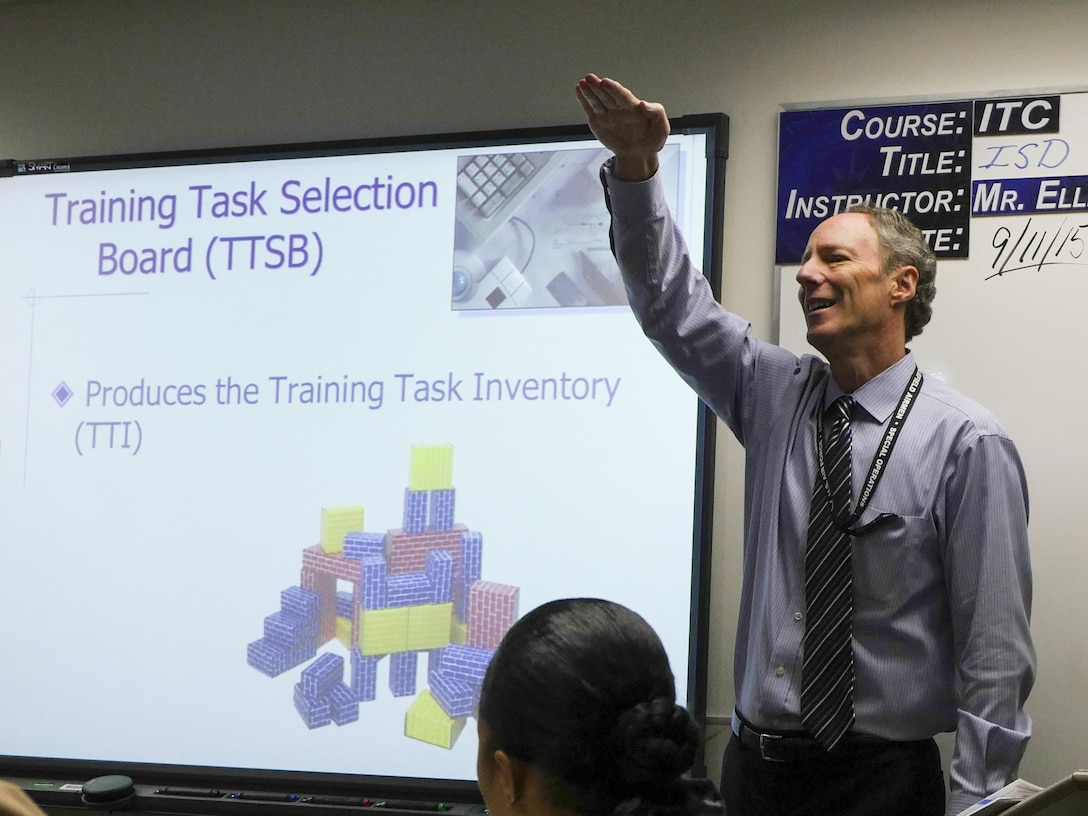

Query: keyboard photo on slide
[[454, 150, 564, 245], [450, 146, 628, 311]]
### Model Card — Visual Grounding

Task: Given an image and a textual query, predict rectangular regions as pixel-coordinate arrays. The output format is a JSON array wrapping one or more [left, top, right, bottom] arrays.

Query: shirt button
[[775, 666, 785, 676], [795, 611, 804, 621]]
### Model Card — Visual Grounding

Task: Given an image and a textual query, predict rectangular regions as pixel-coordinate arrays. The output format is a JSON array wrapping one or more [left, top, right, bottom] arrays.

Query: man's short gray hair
[[846, 204, 937, 341]]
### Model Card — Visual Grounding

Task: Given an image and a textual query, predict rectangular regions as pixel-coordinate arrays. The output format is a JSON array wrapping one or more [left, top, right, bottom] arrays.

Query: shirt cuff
[[600, 157, 670, 224]]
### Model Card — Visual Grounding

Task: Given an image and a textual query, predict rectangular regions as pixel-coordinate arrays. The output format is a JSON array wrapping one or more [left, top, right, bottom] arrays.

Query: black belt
[[731, 711, 892, 763]]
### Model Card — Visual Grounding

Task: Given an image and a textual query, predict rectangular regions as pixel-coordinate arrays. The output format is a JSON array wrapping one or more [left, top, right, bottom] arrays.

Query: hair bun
[[610, 697, 701, 786], [611, 777, 724, 816]]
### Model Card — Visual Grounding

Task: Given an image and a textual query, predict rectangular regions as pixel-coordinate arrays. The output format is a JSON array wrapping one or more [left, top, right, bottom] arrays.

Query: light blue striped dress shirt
[[603, 165, 1035, 815]]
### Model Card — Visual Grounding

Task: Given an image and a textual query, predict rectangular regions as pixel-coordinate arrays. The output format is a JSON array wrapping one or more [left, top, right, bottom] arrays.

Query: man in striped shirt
[[576, 73, 1034, 816]]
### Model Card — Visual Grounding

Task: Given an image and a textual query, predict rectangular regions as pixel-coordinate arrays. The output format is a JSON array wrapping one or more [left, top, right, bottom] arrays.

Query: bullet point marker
[[53, 382, 73, 407]]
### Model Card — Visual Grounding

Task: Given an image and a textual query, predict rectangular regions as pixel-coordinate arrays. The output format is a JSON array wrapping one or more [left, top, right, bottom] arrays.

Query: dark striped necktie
[[800, 394, 856, 750]]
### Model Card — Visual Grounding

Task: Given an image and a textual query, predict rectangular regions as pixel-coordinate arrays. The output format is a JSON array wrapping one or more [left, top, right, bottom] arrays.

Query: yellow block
[[336, 616, 353, 649], [405, 689, 466, 749], [358, 607, 409, 655], [408, 444, 454, 491], [320, 505, 365, 554], [407, 603, 453, 651], [450, 618, 468, 645]]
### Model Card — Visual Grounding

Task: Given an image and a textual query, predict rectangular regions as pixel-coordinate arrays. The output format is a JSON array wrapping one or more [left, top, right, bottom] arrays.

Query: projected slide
[[0, 133, 712, 783]]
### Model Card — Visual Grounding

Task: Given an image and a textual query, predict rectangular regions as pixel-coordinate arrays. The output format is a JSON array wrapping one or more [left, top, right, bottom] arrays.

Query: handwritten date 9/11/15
[[987, 217, 1088, 279]]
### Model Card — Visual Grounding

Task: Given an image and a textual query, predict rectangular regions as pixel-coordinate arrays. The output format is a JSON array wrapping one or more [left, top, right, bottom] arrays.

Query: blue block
[[302, 652, 344, 699], [329, 682, 359, 725], [438, 644, 493, 685], [247, 637, 314, 678], [293, 683, 332, 729], [336, 590, 354, 619], [264, 610, 318, 647], [426, 550, 454, 603], [360, 555, 387, 610], [344, 531, 386, 560], [429, 488, 456, 531], [452, 576, 468, 622], [402, 488, 428, 534], [428, 647, 445, 676], [386, 572, 433, 608], [351, 647, 379, 702], [461, 531, 483, 584], [281, 585, 320, 619], [429, 670, 474, 717], [247, 638, 288, 677], [389, 651, 417, 697]]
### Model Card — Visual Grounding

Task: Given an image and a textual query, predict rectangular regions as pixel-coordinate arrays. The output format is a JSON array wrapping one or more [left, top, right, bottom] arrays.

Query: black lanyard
[[815, 365, 923, 537]]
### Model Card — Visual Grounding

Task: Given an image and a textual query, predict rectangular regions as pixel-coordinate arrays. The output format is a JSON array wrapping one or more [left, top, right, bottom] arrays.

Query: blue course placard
[[777, 101, 973, 264]]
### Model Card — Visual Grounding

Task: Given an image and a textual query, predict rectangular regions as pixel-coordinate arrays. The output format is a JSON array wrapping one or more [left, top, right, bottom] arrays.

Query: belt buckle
[[759, 732, 784, 763]]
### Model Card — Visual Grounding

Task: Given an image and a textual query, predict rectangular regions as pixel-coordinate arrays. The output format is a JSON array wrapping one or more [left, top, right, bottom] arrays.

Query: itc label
[[974, 96, 1060, 136]]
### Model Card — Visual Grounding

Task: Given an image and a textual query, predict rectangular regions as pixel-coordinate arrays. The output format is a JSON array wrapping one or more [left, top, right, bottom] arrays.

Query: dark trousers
[[721, 732, 945, 816]]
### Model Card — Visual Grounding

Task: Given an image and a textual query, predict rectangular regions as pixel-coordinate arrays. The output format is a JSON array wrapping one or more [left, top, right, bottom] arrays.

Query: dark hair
[[846, 204, 937, 341], [478, 599, 722, 816]]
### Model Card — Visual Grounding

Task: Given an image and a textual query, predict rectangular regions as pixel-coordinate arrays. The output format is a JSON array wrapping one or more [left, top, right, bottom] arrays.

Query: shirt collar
[[824, 351, 917, 424]]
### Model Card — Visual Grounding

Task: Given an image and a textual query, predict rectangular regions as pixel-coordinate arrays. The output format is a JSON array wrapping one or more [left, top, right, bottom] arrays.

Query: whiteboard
[[775, 90, 1088, 783]]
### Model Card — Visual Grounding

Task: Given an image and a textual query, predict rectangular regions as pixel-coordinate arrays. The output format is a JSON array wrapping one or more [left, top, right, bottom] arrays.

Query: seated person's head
[[476, 598, 722, 816]]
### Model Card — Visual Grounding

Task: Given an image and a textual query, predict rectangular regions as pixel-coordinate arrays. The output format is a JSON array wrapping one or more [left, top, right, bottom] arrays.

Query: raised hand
[[575, 74, 669, 182]]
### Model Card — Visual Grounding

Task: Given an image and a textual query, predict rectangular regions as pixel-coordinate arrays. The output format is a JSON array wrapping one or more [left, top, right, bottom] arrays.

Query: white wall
[[2, 0, 1085, 791]]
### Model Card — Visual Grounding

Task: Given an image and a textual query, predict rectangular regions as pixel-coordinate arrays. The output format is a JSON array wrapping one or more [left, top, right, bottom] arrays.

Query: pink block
[[302, 544, 363, 582], [301, 565, 337, 644], [467, 580, 519, 649], [385, 525, 466, 574]]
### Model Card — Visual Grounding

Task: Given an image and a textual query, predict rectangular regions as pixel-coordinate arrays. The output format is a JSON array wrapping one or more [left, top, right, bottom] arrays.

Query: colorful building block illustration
[[247, 444, 520, 748]]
